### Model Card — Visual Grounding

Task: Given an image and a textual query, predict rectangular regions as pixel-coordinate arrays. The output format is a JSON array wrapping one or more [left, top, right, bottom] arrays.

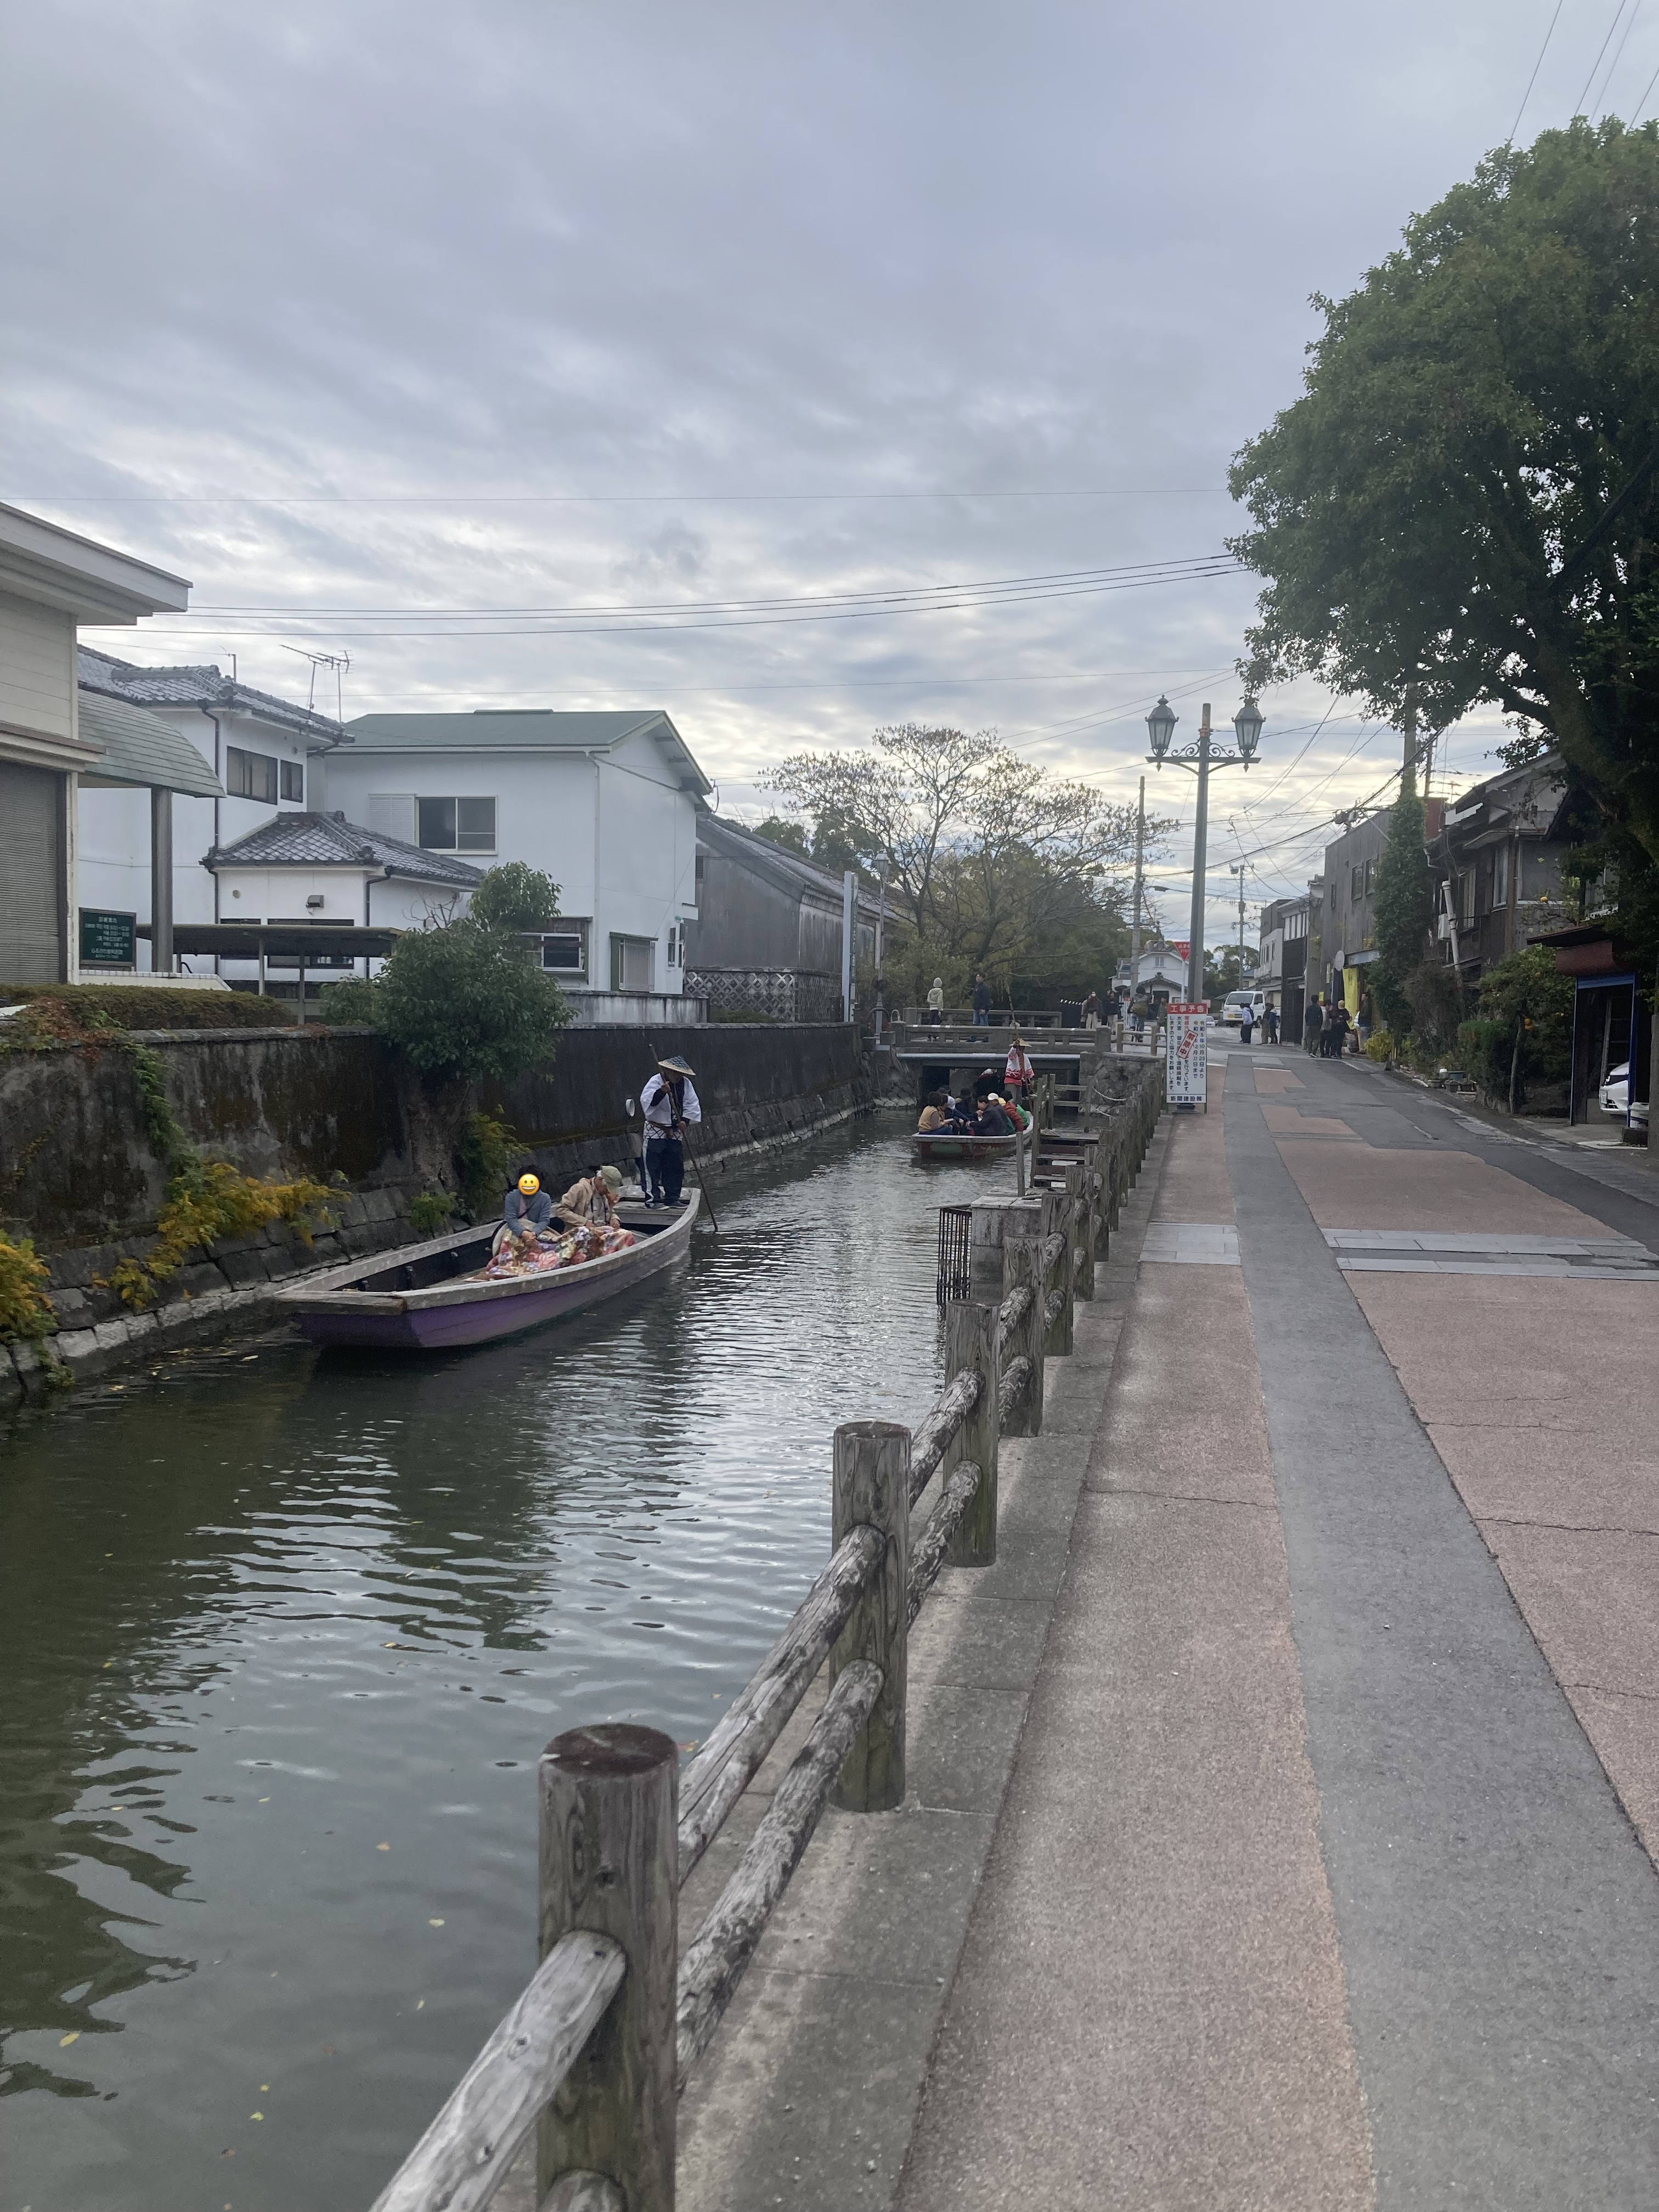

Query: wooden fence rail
[[369, 1053, 1166, 2212]]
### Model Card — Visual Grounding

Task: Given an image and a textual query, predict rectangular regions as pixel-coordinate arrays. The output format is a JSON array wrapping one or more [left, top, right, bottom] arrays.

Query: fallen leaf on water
[[321, 2043, 336, 2056], [250, 2111, 263, 2121], [416, 1999, 425, 2010], [59, 2033, 79, 2047], [428, 1918, 445, 1927], [376, 1842, 390, 1852]]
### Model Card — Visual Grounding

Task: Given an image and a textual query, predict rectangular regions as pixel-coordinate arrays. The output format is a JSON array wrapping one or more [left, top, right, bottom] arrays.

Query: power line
[[1593, 0, 1644, 111], [114, 559, 1245, 644], [1576, 0, 1634, 113], [180, 553, 1239, 620], [1510, 0, 1566, 140]]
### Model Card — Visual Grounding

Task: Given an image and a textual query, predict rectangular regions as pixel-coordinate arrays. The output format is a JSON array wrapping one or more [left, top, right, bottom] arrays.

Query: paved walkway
[[899, 1051, 1659, 2211]]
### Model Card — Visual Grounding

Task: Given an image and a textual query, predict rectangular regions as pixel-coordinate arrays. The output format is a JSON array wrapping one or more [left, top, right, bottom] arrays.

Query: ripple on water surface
[[0, 1118, 995, 2212]]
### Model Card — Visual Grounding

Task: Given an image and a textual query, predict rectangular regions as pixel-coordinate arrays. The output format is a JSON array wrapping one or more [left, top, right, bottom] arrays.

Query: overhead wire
[[1510, 0, 1566, 139], [1576, 0, 1635, 112]]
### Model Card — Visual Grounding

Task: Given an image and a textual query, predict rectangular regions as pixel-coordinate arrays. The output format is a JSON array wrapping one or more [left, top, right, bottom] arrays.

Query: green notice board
[[79, 909, 137, 967]]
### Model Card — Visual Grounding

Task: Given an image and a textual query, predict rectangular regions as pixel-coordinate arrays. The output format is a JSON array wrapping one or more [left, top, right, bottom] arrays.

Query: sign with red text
[[1166, 1001, 1209, 1108]]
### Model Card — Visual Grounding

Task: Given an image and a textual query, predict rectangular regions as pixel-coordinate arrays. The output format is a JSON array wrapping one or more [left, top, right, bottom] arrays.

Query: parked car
[[1217, 989, 1267, 1029], [1598, 1062, 1651, 1127]]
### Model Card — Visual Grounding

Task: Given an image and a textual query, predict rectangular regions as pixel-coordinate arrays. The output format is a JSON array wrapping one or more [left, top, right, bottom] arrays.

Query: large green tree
[[1229, 119, 1659, 866]]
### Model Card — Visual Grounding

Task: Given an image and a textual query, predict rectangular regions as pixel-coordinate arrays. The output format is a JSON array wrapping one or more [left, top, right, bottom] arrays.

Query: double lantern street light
[[1145, 694, 1265, 1009]]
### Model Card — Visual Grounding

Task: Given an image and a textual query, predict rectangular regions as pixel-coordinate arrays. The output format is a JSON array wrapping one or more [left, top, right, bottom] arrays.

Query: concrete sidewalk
[[898, 1049, 1659, 2211]]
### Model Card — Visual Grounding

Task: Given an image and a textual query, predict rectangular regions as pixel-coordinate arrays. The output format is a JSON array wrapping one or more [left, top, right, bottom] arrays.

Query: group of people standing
[[1304, 995, 1367, 1057]]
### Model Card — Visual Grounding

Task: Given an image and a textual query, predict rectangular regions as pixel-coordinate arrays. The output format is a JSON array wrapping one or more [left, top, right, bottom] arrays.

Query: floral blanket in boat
[[478, 1223, 638, 1280]]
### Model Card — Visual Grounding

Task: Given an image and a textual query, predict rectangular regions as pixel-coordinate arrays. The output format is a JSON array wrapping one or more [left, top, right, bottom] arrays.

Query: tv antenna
[[280, 645, 351, 720]]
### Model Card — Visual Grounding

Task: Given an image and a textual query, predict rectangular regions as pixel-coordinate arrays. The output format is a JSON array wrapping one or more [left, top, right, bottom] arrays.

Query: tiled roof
[[77, 645, 347, 744], [78, 687, 224, 798], [697, 812, 885, 917], [202, 811, 485, 886]]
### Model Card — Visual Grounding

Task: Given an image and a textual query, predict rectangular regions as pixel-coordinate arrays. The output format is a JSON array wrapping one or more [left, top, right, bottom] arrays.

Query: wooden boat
[[275, 1194, 699, 1351], [911, 1129, 1022, 1163]]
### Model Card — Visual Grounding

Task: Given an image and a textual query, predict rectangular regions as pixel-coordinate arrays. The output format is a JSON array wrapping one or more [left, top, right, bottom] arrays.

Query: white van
[[1218, 989, 1267, 1029]]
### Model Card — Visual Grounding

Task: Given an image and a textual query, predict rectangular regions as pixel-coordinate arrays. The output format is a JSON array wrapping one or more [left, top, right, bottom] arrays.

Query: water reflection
[[0, 1117, 998, 2211]]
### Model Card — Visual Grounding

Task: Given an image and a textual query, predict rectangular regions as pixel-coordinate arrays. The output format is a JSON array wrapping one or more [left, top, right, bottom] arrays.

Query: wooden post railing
[[365, 1053, 1169, 2212], [538, 1725, 678, 2211]]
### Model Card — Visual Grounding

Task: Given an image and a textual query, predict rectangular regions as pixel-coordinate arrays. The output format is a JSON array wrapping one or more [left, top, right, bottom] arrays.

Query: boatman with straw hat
[[639, 1054, 701, 1207]]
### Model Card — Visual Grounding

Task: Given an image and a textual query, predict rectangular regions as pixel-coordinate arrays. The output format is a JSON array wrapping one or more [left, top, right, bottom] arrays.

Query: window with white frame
[[540, 921, 589, 977], [610, 933, 655, 992], [417, 796, 496, 853]]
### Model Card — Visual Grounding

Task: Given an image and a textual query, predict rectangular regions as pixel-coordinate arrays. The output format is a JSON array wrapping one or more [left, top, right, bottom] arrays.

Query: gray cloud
[[4, 0, 1643, 927]]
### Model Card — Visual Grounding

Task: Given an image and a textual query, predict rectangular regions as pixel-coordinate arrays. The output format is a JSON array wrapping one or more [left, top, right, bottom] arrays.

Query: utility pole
[[1187, 704, 1212, 1007], [840, 870, 856, 1024], [1229, 861, 1248, 978], [1128, 774, 1146, 1028]]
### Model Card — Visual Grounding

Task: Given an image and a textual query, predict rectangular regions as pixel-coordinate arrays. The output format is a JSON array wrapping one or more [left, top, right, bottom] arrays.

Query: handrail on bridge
[[368, 1057, 1167, 2212]]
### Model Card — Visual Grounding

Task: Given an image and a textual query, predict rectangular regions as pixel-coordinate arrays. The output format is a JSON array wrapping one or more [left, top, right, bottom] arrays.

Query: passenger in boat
[[917, 1091, 949, 1132], [556, 1163, 625, 1229], [977, 1093, 1014, 1136], [504, 1171, 552, 1234], [640, 1055, 701, 1205]]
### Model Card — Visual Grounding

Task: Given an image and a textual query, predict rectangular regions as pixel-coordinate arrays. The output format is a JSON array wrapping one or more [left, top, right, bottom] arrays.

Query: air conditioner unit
[[1435, 913, 1455, 941]]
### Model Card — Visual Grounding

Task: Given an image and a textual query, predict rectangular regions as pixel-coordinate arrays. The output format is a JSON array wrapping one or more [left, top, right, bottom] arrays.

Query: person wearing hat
[[556, 1163, 625, 1229], [639, 1054, 701, 1206], [1003, 1034, 1035, 1105], [976, 1092, 1014, 1136]]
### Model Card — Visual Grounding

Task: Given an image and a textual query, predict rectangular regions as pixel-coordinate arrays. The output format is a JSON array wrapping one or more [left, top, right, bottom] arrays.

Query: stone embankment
[[1, 1019, 873, 1407]]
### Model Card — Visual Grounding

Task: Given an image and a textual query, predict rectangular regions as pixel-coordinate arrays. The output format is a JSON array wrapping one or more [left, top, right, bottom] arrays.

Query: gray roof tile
[[203, 811, 485, 886], [77, 645, 347, 743]]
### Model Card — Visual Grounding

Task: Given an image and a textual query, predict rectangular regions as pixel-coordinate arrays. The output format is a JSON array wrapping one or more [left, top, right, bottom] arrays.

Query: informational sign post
[[78, 909, 136, 968], [1166, 1001, 1210, 1111]]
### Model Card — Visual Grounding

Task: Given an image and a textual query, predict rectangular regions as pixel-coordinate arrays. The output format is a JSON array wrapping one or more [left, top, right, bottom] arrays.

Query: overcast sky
[[5, 1, 1650, 938]]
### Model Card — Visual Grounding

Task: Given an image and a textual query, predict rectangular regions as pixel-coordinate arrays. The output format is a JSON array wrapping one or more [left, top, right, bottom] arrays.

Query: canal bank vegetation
[[0, 981, 289, 1043], [760, 724, 1173, 1009], [319, 864, 571, 1085]]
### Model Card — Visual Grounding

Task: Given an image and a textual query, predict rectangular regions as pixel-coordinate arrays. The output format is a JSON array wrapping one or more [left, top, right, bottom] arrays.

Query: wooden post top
[[543, 1724, 678, 1779]]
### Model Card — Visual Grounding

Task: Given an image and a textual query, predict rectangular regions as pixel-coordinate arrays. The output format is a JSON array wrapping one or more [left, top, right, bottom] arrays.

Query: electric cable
[[1510, 0, 1566, 139]]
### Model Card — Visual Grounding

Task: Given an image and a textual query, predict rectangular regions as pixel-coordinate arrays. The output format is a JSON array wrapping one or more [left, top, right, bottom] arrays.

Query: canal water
[[1, 1114, 1010, 2212]]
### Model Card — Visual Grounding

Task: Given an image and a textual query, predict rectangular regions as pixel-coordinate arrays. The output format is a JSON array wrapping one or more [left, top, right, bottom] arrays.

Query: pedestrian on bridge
[[972, 973, 992, 1026]]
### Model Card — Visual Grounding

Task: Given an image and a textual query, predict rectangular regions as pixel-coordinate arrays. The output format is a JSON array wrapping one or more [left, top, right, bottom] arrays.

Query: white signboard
[[1166, 1001, 1210, 1109]]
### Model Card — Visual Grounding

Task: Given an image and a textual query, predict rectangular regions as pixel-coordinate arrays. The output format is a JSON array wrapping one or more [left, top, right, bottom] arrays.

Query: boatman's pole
[[841, 870, 855, 1023]]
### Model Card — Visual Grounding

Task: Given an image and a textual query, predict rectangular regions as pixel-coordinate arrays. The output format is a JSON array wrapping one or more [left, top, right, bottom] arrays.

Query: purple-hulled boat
[[275, 1194, 699, 1351]]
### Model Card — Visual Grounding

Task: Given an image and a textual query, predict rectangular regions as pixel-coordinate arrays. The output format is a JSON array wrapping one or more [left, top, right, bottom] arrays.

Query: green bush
[[0, 1232, 55, 1342], [1458, 1018, 1514, 1105], [458, 1111, 520, 1217], [408, 1189, 458, 1237], [0, 982, 288, 1043], [318, 866, 571, 1085]]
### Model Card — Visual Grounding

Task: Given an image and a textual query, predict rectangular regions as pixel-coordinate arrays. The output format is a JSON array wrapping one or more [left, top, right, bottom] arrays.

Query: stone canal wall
[[0, 1021, 872, 1402]]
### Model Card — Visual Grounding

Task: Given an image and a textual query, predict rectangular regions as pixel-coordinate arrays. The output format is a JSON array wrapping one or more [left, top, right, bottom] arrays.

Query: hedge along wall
[[3, 1022, 872, 1252]]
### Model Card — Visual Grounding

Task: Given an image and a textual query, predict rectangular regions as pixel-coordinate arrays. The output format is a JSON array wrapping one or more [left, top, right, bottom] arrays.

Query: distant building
[[0, 505, 190, 983], [1426, 757, 1572, 988], [200, 811, 484, 997], [77, 646, 345, 974], [683, 814, 881, 1022], [1110, 941, 1187, 1015], [1256, 893, 1313, 1042], [323, 708, 710, 1005]]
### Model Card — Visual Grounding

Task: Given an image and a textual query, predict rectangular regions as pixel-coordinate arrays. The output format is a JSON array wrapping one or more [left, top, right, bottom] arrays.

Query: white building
[[0, 505, 191, 984], [76, 647, 347, 972], [322, 709, 711, 1002]]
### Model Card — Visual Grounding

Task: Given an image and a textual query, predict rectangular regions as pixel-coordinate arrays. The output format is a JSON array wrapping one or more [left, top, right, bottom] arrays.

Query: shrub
[[104, 1160, 337, 1310], [1364, 1026, 1396, 1064], [408, 1189, 458, 1237], [0, 1233, 54, 1342], [458, 1110, 519, 1218], [1404, 961, 1466, 1056], [0, 983, 289, 1039], [318, 866, 571, 1086], [466, 863, 562, 934]]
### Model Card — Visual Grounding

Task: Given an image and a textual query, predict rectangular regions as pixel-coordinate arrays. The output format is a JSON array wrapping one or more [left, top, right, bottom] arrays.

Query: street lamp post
[[1145, 695, 1263, 1009]]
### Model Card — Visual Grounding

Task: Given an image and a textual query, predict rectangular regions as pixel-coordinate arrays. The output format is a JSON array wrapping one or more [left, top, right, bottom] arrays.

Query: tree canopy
[[1229, 119, 1659, 865], [321, 864, 569, 1083], [764, 723, 1170, 1001]]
